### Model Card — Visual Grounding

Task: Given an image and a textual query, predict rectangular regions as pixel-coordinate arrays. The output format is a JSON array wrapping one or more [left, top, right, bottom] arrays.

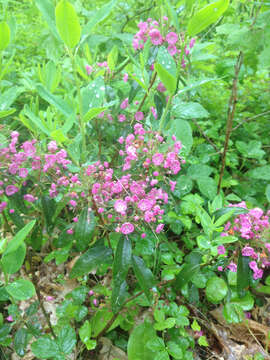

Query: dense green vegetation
[[0, 0, 270, 359]]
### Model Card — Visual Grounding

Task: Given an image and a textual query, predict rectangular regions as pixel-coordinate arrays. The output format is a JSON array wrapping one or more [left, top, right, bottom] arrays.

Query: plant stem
[[159, 94, 173, 133], [217, 52, 243, 194], [138, 71, 157, 112]]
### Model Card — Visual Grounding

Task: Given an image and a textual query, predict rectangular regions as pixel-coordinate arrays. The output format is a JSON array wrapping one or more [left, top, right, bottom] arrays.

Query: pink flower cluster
[[132, 18, 195, 63], [218, 202, 270, 280]]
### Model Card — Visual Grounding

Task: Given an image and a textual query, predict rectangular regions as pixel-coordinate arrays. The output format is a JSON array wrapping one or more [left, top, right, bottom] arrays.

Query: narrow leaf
[[4, 220, 36, 256], [187, 0, 230, 36], [175, 263, 200, 289], [35, 0, 61, 41], [55, 0, 81, 48], [237, 254, 250, 297], [132, 256, 155, 301], [0, 22, 10, 51], [75, 208, 96, 251], [154, 63, 176, 95]]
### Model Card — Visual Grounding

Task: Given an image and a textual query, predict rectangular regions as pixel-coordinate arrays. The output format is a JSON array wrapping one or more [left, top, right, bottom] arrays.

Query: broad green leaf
[[128, 322, 157, 360], [4, 220, 36, 256], [175, 263, 200, 289], [172, 101, 209, 119], [41, 196, 56, 232], [236, 140, 265, 159], [174, 175, 193, 198], [168, 120, 193, 155], [206, 277, 228, 303], [187, 0, 230, 36], [132, 256, 155, 301], [111, 280, 128, 314], [167, 341, 183, 359], [90, 308, 119, 337], [0, 324, 11, 343], [1, 243, 26, 274], [81, 77, 106, 114], [197, 177, 217, 200], [0, 87, 23, 111], [55, 0, 81, 48], [75, 208, 96, 251], [36, 84, 74, 118], [237, 254, 250, 297], [266, 184, 270, 202], [157, 46, 177, 77], [247, 165, 270, 180], [213, 206, 248, 218], [0, 22, 10, 51], [214, 209, 235, 227], [223, 303, 244, 323], [6, 279, 36, 300], [57, 325, 76, 354], [231, 292, 254, 311], [187, 164, 213, 180], [82, 0, 117, 36], [79, 321, 96, 350], [32, 336, 60, 359], [155, 63, 176, 95], [14, 328, 28, 357], [35, 0, 61, 41], [213, 235, 238, 244], [70, 245, 112, 278]]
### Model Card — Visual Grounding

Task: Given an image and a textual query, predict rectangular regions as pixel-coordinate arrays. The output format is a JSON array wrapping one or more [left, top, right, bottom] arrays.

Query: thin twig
[[191, 118, 220, 153], [217, 52, 243, 194], [120, 6, 154, 33], [232, 110, 270, 131], [138, 71, 157, 112]]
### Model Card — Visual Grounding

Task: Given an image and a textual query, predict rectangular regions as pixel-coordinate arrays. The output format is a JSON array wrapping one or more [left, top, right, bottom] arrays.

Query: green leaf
[[206, 277, 228, 303], [35, 0, 61, 41], [157, 46, 177, 77], [187, 164, 213, 180], [82, 0, 117, 36], [213, 206, 248, 218], [266, 184, 270, 202], [36, 84, 74, 118], [214, 209, 235, 227], [0, 109, 16, 118], [1, 243, 26, 274], [83, 107, 107, 123], [111, 236, 132, 312], [169, 119, 193, 155], [55, 0, 81, 48], [75, 208, 96, 251], [172, 101, 209, 119], [154, 317, 175, 330], [41, 196, 56, 232], [4, 220, 36, 256], [223, 303, 244, 323], [174, 175, 193, 198], [81, 77, 106, 114], [90, 308, 119, 337], [154, 63, 176, 95], [132, 256, 155, 302], [164, 0, 180, 32], [0, 21, 10, 51], [236, 140, 265, 159], [128, 322, 157, 360], [237, 254, 250, 297], [70, 245, 112, 278], [197, 177, 217, 200], [6, 279, 35, 301], [247, 165, 270, 181], [231, 292, 254, 311], [187, 0, 230, 36], [198, 336, 209, 347], [32, 336, 60, 359], [167, 341, 183, 359], [14, 328, 28, 357], [0, 324, 11, 343], [79, 320, 96, 350], [57, 325, 76, 354], [175, 263, 200, 289]]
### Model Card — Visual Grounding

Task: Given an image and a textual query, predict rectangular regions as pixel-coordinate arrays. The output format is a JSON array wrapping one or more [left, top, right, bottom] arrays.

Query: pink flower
[[118, 114, 126, 122], [120, 222, 134, 235], [67, 229, 73, 235], [242, 246, 254, 257], [6, 315, 13, 322], [98, 207, 105, 213], [69, 200, 77, 207], [217, 266, 223, 272], [123, 73, 129, 82], [138, 199, 153, 212], [227, 262, 237, 272], [23, 194, 36, 202], [189, 38, 196, 49], [21, 141, 36, 156], [157, 82, 166, 92], [85, 64, 93, 75], [166, 32, 178, 45], [249, 261, 258, 272], [141, 233, 146, 238], [151, 106, 157, 119], [73, 217, 78, 222], [134, 112, 144, 121], [19, 168, 28, 178], [149, 29, 163, 46], [120, 98, 129, 109], [253, 269, 263, 280], [169, 180, 176, 192], [167, 44, 177, 56], [217, 245, 225, 255], [155, 224, 164, 233], [48, 141, 58, 152], [5, 185, 19, 196], [88, 290, 94, 296], [152, 153, 164, 166], [114, 200, 127, 213], [46, 296, 54, 301]]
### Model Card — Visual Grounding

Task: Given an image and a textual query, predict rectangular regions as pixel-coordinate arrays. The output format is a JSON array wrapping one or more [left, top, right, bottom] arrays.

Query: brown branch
[[218, 52, 243, 194], [191, 118, 220, 153], [232, 110, 270, 131], [138, 71, 157, 112]]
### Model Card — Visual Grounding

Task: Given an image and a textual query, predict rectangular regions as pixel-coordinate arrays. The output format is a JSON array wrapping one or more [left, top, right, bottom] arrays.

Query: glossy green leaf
[[75, 208, 96, 251], [3, 220, 36, 256], [83, 107, 107, 123], [1, 243, 26, 274], [266, 184, 270, 202], [132, 256, 155, 301], [14, 328, 28, 357], [70, 245, 112, 278], [214, 209, 235, 227], [55, 0, 81, 48], [157, 46, 177, 77], [197, 177, 217, 200], [0, 22, 10, 51], [41, 196, 56, 232], [187, 164, 213, 180], [154, 63, 176, 95], [237, 254, 250, 297], [6, 279, 36, 301], [231, 292, 254, 311], [90, 308, 119, 337], [213, 206, 248, 218], [128, 322, 157, 360], [172, 101, 209, 119], [32, 336, 60, 359], [35, 0, 61, 41], [175, 263, 200, 289], [169, 120, 193, 155], [167, 341, 183, 359], [206, 277, 228, 303], [223, 303, 244, 323], [187, 0, 230, 36], [57, 325, 76, 354]]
